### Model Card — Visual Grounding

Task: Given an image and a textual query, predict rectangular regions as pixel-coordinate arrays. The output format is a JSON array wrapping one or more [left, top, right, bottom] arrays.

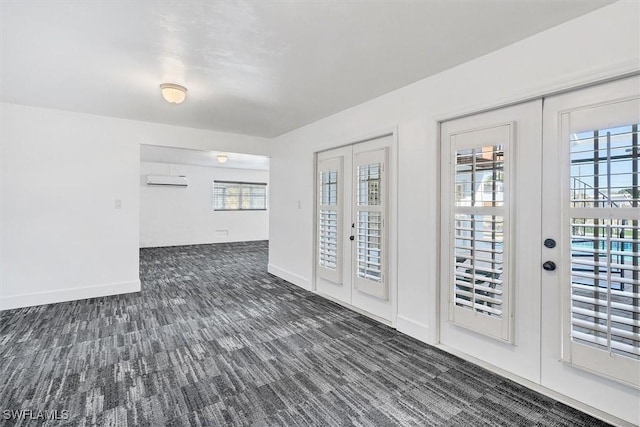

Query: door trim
[[433, 70, 640, 125]]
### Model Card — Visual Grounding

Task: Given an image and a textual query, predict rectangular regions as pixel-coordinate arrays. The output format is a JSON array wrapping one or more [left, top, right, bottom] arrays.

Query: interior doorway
[[139, 145, 270, 248]]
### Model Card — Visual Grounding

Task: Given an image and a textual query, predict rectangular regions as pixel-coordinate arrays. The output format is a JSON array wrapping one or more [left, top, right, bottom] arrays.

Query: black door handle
[[544, 238, 556, 249], [349, 235, 354, 241], [543, 261, 556, 271]]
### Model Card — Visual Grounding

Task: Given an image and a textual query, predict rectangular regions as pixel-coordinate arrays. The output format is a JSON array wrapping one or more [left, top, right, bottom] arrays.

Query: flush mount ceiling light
[[217, 154, 228, 163], [160, 83, 187, 104]]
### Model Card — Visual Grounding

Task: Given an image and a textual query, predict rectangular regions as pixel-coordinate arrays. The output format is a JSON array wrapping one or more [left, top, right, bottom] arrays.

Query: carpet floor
[[0, 241, 611, 426]]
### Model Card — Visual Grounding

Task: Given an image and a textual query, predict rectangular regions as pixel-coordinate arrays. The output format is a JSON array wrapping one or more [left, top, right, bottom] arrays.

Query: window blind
[[356, 163, 383, 283], [318, 169, 339, 270], [454, 145, 506, 319], [569, 124, 640, 360], [317, 158, 343, 284]]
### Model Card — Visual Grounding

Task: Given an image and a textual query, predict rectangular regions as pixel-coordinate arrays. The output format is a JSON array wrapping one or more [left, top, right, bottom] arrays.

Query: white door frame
[[312, 127, 399, 327]]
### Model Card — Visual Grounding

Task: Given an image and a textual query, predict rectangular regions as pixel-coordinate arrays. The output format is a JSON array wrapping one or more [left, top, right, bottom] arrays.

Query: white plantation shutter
[[317, 157, 343, 283], [353, 148, 388, 300], [319, 210, 338, 269], [453, 214, 505, 316], [449, 124, 513, 341], [563, 116, 640, 386]]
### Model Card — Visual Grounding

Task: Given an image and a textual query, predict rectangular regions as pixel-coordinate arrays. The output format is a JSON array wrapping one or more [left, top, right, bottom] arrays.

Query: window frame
[[446, 123, 515, 342], [213, 180, 268, 211], [317, 157, 343, 284], [559, 107, 640, 387], [352, 147, 389, 300]]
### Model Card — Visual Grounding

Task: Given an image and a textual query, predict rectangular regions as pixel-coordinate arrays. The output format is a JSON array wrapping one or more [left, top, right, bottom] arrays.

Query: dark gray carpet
[[0, 241, 611, 426]]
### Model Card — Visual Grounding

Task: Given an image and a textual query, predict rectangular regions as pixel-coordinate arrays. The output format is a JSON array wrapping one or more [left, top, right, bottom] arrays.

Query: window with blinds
[[352, 148, 388, 300], [213, 181, 267, 210], [569, 124, 639, 361], [356, 163, 382, 282], [454, 213, 504, 316], [317, 157, 343, 284], [454, 145, 506, 317], [449, 123, 513, 342], [319, 170, 339, 270]]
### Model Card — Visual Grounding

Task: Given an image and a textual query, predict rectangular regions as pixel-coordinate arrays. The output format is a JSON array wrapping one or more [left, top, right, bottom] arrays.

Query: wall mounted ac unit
[[146, 175, 188, 187]]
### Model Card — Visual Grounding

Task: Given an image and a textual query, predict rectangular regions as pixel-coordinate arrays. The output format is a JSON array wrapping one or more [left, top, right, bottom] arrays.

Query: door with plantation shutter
[[440, 78, 639, 423], [541, 77, 640, 402], [440, 100, 543, 382], [315, 135, 395, 322]]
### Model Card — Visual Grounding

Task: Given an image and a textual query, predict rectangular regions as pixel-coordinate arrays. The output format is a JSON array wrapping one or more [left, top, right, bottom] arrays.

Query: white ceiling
[[1, 0, 614, 138], [141, 145, 270, 171]]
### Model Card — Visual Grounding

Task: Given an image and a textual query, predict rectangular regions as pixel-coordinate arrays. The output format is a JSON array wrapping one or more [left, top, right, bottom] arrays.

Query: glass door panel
[[353, 149, 388, 299]]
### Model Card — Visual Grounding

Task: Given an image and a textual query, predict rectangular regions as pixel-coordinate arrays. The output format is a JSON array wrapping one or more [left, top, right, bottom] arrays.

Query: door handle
[[349, 235, 354, 241], [543, 261, 556, 271]]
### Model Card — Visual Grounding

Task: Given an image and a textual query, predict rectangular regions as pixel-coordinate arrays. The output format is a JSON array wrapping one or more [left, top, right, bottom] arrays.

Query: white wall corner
[[396, 315, 436, 345], [0, 279, 141, 311], [267, 264, 311, 291]]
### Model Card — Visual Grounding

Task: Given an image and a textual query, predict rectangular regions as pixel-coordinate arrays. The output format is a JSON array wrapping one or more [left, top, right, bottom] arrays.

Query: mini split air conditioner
[[146, 175, 188, 187]]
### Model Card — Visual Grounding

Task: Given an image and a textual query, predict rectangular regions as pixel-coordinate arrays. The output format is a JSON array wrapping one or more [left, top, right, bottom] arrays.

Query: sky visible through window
[[570, 124, 638, 206]]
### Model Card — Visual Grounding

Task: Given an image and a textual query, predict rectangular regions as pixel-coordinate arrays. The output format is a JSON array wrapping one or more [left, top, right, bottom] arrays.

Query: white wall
[[0, 103, 269, 310], [0, 1, 637, 422], [268, 2, 639, 424], [140, 162, 269, 247]]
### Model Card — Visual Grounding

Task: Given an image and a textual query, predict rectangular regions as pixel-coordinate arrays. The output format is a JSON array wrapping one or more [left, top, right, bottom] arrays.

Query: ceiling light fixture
[[160, 83, 187, 104], [217, 154, 228, 163]]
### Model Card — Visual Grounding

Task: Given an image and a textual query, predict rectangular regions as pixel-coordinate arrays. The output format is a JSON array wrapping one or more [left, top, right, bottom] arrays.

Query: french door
[[541, 77, 640, 421], [315, 135, 394, 322], [441, 76, 640, 424]]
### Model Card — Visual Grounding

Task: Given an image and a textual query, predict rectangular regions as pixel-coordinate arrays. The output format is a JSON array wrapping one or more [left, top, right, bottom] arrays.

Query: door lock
[[544, 238, 556, 249], [543, 261, 556, 271], [349, 235, 355, 241]]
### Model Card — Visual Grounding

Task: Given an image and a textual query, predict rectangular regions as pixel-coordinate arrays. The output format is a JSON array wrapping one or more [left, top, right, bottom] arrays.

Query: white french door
[[440, 76, 640, 424], [440, 100, 543, 382], [541, 77, 640, 421], [315, 135, 394, 322]]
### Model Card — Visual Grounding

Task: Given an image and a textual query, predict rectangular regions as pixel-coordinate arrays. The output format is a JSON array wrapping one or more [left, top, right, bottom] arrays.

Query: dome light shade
[[217, 154, 228, 163], [160, 83, 187, 104]]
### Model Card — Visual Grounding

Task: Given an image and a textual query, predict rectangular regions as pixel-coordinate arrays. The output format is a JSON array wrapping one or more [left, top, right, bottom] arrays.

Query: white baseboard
[[314, 291, 392, 327], [0, 280, 141, 311], [396, 315, 436, 344], [267, 264, 311, 291], [435, 344, 635, 427], [140, 238, 268, 248]]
